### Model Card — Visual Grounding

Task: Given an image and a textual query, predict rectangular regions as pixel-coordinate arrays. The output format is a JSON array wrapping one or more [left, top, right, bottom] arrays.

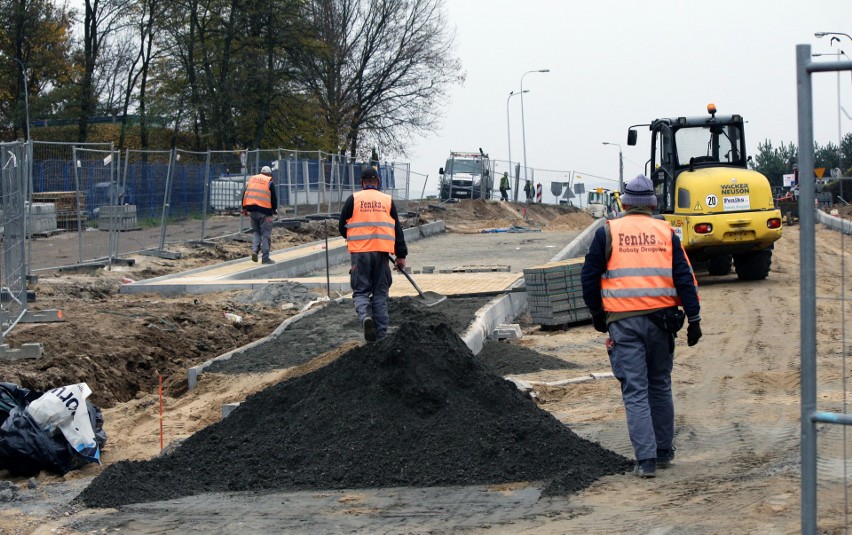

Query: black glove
[[687, 321, 702, 346], [592, 312, 608, 333]]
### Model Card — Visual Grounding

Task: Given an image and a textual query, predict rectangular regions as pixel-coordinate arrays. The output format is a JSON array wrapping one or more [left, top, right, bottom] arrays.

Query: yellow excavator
[[627, 104, 783, 280]]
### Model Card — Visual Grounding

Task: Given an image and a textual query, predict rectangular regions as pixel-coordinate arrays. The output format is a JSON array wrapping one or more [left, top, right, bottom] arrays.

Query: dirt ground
[[1, 200, 850, 533]]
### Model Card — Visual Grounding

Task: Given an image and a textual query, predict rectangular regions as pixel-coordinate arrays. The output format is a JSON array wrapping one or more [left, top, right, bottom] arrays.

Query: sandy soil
[[1, 202, 848, 533]]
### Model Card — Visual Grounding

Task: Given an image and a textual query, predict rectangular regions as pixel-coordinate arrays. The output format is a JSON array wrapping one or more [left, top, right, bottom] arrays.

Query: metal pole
[[603, 142, 624, 192], [200, 149, 211, 242], [158, 149, 175, 252], [520, 69, 549, 196], [507, 90, 528, 201], [72, 147, 84, 264], [797, 43, 817, 535]]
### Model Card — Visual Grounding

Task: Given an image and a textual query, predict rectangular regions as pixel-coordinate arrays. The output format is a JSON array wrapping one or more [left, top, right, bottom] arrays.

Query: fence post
[[200, 149, 211, 242], [72, 146, 85, 264], [23, 140, 32, 278], [107, 142, 117, 265], [158, 148, 176, 252]]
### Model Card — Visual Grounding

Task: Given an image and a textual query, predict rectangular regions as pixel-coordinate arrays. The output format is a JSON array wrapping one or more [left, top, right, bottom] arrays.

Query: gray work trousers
[[607, 314, 675, 461], [349, 251, 392, 339], [249, 211, 274, 260]]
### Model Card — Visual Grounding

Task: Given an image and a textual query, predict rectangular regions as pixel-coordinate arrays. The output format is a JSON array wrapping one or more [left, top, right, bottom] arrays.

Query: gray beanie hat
[[620, 174, 657, 207]]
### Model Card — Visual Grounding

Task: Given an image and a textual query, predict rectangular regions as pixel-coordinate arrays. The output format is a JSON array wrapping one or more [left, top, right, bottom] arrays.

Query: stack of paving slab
[[98, 204, 140, 231], [32, 191, 86, 230], [523, 257, 591, 326], [27, 202, 58, 235]]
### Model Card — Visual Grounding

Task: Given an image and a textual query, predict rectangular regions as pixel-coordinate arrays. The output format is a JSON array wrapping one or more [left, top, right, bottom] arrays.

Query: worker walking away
[[499, 172, 511, 201], [580, 174, 702, 478], [338, 167, 408, 342], [524, 180, 533, 203], [242, 165, 278, 264]]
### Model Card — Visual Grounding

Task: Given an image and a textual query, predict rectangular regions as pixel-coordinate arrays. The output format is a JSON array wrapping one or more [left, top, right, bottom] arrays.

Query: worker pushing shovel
[[338, 166, 409, 342]]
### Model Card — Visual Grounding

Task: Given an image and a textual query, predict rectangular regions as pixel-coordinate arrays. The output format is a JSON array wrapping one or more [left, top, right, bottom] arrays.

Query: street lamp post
[[506, 89, 528, 201], [6, 56, 29, 141], [519, 69, 550, 194], [602, 142, 624, 192]]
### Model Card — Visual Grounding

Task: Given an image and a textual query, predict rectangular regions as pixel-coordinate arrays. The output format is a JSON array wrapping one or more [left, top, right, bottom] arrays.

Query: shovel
[[389, 255, 447, 307]]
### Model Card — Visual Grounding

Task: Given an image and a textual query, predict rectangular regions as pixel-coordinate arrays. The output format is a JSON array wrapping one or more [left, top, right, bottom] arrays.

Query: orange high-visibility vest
[[601, 216, 688, 313], [345, 189, 396, 254], [242, 174, 273, 209]]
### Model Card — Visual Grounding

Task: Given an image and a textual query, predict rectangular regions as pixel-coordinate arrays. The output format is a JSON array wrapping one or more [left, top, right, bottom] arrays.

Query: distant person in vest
[[500, 172, 510, 201], [524, 180, 533, 203], [580, 174, 701, 479], [338, 167, 408, 342], [241, 166, 278, 264]]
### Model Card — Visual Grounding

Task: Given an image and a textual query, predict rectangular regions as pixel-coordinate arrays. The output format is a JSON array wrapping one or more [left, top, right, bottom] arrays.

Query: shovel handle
[[389, 254, 426, 297]]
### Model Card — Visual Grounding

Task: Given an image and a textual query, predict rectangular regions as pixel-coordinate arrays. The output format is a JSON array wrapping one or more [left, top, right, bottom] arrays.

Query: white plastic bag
[[26, 383, 100, 463]]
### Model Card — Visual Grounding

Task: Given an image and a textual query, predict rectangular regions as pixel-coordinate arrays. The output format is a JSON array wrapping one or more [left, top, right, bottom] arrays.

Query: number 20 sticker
[[705, 194, 718, 207]]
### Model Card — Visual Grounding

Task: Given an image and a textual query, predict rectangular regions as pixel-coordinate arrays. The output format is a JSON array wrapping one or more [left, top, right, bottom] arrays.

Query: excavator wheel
[[707, 254, 733, 276], [733, 249, 772, 281]]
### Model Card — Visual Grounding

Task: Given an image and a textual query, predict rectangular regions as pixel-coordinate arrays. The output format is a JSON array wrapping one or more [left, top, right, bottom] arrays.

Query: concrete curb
[[460, 218, 599, 355], [122, 221, 445, 295], [817, 209, 852, 234], [550, 217, 605, 262], [192, 217, 599, 390], [187, 297, 345, 390]]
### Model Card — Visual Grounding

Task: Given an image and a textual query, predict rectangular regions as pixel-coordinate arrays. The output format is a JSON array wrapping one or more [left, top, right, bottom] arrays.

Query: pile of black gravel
[[477, 340, 581, 376], [206, 296, 493, 374], [78, 314, 629, 508]]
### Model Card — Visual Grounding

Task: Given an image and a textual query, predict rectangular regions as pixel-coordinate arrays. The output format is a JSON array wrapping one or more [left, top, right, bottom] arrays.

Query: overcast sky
[[400, 0, 852, 201]]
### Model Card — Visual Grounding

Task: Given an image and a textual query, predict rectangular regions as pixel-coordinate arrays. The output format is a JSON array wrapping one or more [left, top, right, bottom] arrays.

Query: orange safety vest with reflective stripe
[[242, 174, 273, 209], [601, 216, 686, 313], [345, 189, 396, 254]]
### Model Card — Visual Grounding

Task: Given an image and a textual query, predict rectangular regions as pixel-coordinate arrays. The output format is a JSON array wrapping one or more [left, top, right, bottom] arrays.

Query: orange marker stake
[[159, 375, 164, 451]]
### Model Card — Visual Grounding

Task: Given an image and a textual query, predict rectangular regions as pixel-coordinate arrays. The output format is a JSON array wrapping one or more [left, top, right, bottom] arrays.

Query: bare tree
[[78, 0, 130, 141], [294, 0, 463, 158]]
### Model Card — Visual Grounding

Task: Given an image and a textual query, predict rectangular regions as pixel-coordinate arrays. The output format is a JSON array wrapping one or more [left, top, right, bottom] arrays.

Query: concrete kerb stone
[[460, 217, 600, 356], [120, 221, 445, 295], [817, 209, 852, 234], [0, 343, 44, 360], [550, 217, 605, 263], [505, 372, 615, 392], [188, 298, 344, 390]]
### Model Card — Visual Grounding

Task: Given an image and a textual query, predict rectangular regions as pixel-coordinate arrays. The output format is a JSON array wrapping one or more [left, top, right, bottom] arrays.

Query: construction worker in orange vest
[[338, 166, 408, 342], [241, 166, 278, 264], [581, 174, 701, 479], [338, 167, 408, 342]]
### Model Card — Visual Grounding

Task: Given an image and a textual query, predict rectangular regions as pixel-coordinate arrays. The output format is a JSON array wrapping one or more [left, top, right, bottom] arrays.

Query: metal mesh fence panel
[[116, 149, 173, 256], [28, 141, 115, 270], [22, 143, 419, 269], [0, 141, 29, 340], [384, 161, 411, 214]]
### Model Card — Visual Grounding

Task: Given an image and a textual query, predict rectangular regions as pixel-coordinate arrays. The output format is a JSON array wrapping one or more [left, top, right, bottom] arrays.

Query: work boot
[[251, 251, 258, 263], [656, 447, 676, 468], [262, 257, 275, 265], [633, 459, 656, 478], [363, 316, 376, 342]]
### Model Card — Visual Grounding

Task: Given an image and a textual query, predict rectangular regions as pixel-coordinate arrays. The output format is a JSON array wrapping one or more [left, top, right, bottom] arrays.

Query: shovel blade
[[416, 291, 447, 307]]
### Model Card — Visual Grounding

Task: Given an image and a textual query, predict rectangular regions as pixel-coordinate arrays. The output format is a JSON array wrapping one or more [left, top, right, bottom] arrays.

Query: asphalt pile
[[78, 309, 629, 508]]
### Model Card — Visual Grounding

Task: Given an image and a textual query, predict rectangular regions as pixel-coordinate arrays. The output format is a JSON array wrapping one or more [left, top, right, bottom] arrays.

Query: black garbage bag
[[0, 382, 40, 421], [0, 383, 107, 477]]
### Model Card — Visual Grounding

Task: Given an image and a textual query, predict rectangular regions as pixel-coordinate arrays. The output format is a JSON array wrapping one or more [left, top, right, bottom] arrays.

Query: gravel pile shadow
[[477, 341, 581, 376], [77, 314, 630, 508], [206, 296, 493, 374]]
